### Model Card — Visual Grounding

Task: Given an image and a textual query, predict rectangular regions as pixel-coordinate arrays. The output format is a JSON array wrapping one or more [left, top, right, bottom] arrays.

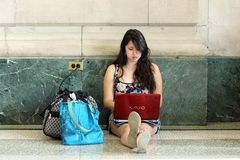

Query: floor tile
[[0, 130, 240, 160]]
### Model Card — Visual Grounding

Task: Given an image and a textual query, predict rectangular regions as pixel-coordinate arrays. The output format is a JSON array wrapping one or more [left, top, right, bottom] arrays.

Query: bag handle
[[41, 69, 77, 117], [67, 101, 91, 133], [58, 69, 78, 93]]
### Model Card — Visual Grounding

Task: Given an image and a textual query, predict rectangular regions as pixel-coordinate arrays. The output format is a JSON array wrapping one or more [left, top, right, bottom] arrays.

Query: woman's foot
[[127, 111, 141, 147], [135, 130, 151, 153]]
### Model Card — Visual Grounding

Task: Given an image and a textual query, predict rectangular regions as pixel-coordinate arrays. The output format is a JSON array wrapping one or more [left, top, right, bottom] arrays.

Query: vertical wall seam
[[81, 26, 83, 56], [207, 0, 210, 50], [14, 0, 17, 24], [147, 0, 150, 25], [4, 27, 9, 57]]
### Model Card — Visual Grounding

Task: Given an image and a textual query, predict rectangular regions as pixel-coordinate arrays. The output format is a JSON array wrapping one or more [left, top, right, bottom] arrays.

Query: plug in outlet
[[68, 61, 83, 70]]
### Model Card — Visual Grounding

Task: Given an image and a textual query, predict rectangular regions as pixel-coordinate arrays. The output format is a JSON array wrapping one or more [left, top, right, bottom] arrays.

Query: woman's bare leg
[[110, 113, 158, 150], [110, 123, 135, 148], [139, 123, 158, 135]]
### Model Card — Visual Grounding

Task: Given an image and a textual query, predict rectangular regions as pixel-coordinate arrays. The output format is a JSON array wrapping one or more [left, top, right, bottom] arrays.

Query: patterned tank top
[[114, 64, 149, 94]]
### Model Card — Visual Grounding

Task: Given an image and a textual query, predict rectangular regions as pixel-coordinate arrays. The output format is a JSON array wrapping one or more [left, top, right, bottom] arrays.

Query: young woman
[[103, 29, 163, 153]]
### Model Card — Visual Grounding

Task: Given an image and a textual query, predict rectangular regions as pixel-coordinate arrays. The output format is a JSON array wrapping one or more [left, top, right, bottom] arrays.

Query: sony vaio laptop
[[114, 93, 161, 121]]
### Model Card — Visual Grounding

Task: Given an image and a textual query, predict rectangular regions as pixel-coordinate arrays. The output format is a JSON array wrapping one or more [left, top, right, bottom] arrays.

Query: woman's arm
[[152, 63, 163, 107], [103, 64, 115, 111]]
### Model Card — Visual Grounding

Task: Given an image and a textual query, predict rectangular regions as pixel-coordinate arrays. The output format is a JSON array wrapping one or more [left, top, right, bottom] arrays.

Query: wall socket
[[68, 61, 83, 70]]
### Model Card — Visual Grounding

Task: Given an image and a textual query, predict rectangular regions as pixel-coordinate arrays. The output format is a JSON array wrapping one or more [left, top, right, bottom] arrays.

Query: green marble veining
[[208, 57, 240, 122], [154, 57, 207, 125], [0, 59, 83, 124], [1, 57, 239, 125]]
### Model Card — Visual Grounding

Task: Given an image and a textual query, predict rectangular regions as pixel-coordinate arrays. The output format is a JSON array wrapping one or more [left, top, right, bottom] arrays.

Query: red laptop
[[114, 93, 161, 121]]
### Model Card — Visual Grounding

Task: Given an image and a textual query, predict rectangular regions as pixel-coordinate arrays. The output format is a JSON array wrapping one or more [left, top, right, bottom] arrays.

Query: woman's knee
[[111, 124, 130, 136], [139, 123, 154, 133]]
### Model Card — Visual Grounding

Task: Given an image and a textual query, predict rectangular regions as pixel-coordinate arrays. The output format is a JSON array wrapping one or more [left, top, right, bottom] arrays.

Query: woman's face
[[125, 40, 142, 63]]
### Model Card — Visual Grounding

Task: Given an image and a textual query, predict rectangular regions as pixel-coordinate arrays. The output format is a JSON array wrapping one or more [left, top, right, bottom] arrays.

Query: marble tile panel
[[209, 0, 240, 26], [154, 57, 207, 125], [7, 27, 82, 57], [208, 25, 240, 56], [209, 0, 240, 56], [198, 0, 209, 25], [82, 26, 209, 56], [0, 57, 208, 125], [0, 0, 15, 24], [0, 27, 7, 56], [208, 57, 240, 122], [16, 0, 148, 24], [0, 58, 83, 124], [149, 0, 198, 24]]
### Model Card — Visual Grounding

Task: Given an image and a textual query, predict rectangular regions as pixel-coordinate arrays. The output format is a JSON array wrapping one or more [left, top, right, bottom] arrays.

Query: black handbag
[[42, 91, 66, 139]]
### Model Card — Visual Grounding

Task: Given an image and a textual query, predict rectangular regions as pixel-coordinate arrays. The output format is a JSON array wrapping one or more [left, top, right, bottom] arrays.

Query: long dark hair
[[113, 29, 156, 93]]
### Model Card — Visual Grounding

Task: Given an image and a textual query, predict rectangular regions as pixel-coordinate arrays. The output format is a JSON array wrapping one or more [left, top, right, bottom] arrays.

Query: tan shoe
[[127, 111, 141, 147]]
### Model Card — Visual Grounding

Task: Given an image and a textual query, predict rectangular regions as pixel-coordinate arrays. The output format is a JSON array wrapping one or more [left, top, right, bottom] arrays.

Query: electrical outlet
[[68, 61, 83, 70]]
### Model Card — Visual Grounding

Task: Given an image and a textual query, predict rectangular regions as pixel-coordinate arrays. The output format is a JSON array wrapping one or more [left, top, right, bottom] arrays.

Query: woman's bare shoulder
[[104, 64, 115, 77], [106, 64, 115, 72], [151, 63, 161, 72]]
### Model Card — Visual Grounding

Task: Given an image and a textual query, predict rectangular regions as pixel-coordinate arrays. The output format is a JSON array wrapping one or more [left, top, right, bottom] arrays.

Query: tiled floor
[[0, 128, 240, 160]]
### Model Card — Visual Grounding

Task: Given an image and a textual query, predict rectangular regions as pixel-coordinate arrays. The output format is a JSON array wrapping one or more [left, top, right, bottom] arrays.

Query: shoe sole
[[127, 111, 141, 147]]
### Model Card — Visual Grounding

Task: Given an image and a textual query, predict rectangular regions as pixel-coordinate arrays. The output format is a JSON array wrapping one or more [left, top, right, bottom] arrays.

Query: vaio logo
[[129, 106, 146, 110]]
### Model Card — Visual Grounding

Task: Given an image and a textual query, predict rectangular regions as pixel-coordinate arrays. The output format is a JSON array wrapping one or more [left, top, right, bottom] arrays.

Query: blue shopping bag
[[60, 101, 104, 145]]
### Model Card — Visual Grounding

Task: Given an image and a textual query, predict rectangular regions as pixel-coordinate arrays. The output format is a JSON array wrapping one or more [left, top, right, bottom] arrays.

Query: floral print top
[[114, 64, 149, 94]]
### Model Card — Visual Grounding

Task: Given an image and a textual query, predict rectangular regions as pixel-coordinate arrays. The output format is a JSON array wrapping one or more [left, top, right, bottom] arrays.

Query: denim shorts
[[108, 113, 161, 134]]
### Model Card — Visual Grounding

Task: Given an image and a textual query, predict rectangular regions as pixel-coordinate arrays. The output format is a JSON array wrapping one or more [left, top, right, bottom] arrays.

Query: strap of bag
[[74, 90, 88, 103], [40, 91, 68, 117], [58, 68, 78, 92], [67, 101, 91, 133], [88, 103, 96, 114], [41, 69, 77, 117], [49, 111, 59, 118]]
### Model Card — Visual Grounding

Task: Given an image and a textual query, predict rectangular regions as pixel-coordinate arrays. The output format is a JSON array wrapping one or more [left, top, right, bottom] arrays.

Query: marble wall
[[1, 57, 238, 126], [0, 57, 207, 125], [208, 57, 240, 122]]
